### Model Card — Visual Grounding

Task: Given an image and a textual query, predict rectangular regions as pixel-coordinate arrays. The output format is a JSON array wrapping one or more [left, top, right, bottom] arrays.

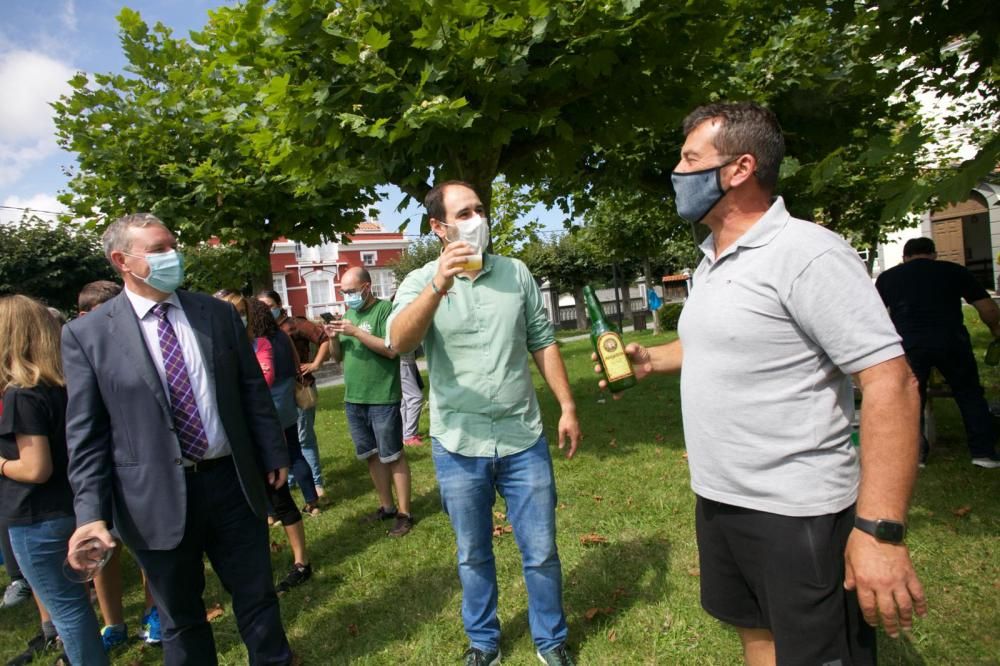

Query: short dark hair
[[256, 289, 282, 306], [903, 237, 936, 257], [78, 280, 122, 313], [682, 102, 785, 190], [424, 180, 478, 222]]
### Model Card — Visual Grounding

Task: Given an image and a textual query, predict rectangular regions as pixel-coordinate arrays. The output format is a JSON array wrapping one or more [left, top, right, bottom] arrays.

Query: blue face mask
[[344, 292, 364, 310], [670, 159, 736, 223], [270, 307, 283, 320], [133, 249, 184, 294]]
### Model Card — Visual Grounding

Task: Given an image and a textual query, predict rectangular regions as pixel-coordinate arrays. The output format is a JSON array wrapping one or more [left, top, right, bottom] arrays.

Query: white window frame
[[272, 274, 289, 312], [305, 273, 335, 319], [369, 268, 396, 299], [361, 251, 378, 266]]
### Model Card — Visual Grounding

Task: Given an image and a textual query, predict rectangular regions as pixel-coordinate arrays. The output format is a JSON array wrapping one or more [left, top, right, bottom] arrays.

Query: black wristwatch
[[854, 516, 906, 544]]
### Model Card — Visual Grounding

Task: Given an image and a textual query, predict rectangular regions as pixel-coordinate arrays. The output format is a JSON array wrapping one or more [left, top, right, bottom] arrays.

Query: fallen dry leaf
[[654, 433, 664, 442], [584, 606, 614, 621], [592, 495, 603, 502], [206, 603, 225, 622], [493, 525, 504, 537], [579, 533, 608, 546], [681, 452, 688, 459], [558, 503, 567, 510], [494, 511, 506, 520], [347, 623, 359, 637], [504, 525, 513, 534], [952, 505, 972, 518], [687, 567, 701, 577], [269, 540, 283, 553], [609, 440, 618, 448], [607, 628, 618, 642]]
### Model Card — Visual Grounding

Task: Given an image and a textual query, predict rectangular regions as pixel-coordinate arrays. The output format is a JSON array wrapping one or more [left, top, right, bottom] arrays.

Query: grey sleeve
[[785, 247, 904, 375]]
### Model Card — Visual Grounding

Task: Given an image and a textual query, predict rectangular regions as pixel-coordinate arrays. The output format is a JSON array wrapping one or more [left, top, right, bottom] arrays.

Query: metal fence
[[557, 297, 646, 326]]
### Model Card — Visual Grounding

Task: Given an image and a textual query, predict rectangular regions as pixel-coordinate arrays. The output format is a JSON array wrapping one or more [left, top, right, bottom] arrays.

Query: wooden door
[[932, 218, 965, 265]]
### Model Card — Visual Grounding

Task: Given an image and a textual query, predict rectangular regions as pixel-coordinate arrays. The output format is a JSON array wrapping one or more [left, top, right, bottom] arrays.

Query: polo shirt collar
[[700, 197, 791, 262]]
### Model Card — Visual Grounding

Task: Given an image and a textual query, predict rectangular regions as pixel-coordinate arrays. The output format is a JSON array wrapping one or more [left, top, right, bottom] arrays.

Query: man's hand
[[267, 467, 288, 489], [592, 343, 654, 399], [844, 529, 927, 638], [325, 319, 359, 338], [556, 407, 582, 459], [434, 240, 475, 292], [67, 521, 115, 570]]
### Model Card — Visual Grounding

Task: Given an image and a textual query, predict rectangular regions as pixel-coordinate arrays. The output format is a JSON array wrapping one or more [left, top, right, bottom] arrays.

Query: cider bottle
[[584, 285, 636, 392]]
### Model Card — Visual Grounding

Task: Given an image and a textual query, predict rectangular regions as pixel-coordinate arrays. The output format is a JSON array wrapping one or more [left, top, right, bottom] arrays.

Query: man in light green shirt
[[388, 181, 581, 666]]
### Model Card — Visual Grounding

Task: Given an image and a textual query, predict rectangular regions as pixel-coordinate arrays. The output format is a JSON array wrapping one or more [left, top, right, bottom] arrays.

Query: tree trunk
[[248, 236, 274, 295], [619, 272, 632, 318], [644, 258, 660, 335], [573, 285, 587, 331]]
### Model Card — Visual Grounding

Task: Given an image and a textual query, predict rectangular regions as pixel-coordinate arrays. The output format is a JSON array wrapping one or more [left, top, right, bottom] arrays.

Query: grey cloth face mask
[[670, 159, 736, 223]]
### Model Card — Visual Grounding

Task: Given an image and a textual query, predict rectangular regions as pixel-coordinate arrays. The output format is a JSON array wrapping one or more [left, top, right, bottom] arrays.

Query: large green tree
[[220, 0, 756, 224], [53, 8, 377, 289], [0, 216, 116, 312]]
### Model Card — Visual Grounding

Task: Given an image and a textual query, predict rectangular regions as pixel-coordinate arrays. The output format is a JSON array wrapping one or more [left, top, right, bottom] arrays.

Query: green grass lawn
[[2, 318, 998, 664]]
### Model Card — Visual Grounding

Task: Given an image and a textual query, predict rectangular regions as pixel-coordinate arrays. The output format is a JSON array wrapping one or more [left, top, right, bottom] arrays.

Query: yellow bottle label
[[597, 332, 633, 382]]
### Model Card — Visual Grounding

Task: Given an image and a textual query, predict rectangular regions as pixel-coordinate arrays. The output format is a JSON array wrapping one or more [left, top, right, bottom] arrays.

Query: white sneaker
[[971, 457, 1000, 469]]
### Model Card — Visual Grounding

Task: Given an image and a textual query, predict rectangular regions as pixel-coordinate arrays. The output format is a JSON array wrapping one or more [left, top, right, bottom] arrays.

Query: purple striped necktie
[[151, 303, 210, 461]]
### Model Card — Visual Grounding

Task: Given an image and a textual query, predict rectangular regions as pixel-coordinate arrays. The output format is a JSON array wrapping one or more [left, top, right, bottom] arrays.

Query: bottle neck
[[583, 287, 608, 329]]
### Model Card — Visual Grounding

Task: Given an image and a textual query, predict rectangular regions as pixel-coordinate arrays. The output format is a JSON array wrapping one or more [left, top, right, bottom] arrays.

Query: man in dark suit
[[62, 213, 294, 665]]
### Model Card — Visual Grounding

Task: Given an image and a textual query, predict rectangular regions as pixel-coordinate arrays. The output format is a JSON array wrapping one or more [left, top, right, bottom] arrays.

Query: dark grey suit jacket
[[62, 290, 289, 550]]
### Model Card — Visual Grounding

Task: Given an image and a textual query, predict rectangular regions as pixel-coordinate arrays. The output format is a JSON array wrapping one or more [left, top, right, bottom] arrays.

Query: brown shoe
[[387, 513, 413, 537], [360, 506, 397, 524]]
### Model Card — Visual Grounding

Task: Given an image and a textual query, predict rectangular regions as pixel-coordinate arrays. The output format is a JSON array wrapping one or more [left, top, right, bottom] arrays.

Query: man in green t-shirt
[[326, 267, 413, 537]]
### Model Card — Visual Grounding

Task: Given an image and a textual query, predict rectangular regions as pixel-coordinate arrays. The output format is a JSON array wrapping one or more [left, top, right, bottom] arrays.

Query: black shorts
[[695, 496, 875, 665]]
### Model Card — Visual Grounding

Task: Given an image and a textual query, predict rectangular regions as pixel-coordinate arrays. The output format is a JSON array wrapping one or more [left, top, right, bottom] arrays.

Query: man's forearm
[[972, 297, 1000, 335], [532, 343, 576, 411], [355, 329, 397, 359], [649, 339, 683, 374], [390, 283, 443, 353], [855, 356, 921, 521]]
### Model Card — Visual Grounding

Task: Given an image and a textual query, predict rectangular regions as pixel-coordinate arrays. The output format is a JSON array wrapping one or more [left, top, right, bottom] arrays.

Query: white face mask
[[443, 214, 489, 254]]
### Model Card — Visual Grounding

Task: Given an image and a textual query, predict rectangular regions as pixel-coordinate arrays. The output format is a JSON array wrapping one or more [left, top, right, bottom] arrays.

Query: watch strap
[[854, 516, 906, 543]]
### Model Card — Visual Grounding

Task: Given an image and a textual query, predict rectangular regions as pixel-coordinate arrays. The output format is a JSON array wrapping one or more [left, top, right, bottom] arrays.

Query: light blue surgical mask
[[270, 307, 283, 320], [127, 249, 185, 293], [670, 159, 737, 223], [344, 292, 364, 310]]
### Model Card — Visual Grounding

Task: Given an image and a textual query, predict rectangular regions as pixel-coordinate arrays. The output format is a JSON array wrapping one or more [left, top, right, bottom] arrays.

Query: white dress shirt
[[124, 287, 232, 460]]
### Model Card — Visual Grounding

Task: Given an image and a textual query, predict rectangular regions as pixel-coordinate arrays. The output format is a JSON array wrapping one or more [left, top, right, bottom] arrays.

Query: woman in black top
[[0, 295, 107, 665]]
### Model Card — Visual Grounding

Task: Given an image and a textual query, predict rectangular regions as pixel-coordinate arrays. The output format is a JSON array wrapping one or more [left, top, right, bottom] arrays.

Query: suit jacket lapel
[[178, 291, 216, 388], [107, 292, 171, 414]]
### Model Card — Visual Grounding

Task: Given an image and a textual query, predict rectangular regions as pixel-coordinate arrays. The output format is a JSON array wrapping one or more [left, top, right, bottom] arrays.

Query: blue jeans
[[296, 402, 324, 488], [431, 435, 567, 653], [8, 516, 108, 666]]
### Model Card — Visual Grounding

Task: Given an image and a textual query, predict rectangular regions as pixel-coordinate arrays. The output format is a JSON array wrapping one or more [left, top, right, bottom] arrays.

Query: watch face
[[874, 520, 906, 543]]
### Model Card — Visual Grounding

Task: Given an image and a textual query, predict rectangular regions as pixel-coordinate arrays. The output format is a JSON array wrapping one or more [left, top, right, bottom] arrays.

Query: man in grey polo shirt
[[602, 102, 926, 665]]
